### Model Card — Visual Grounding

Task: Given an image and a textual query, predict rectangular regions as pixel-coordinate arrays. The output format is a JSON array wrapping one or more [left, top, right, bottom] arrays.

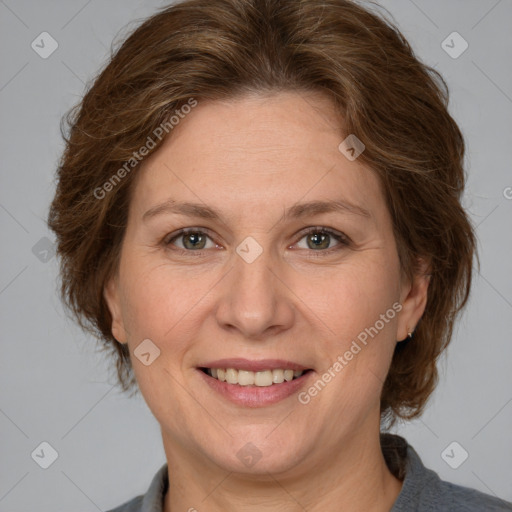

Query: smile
[[197, 359, 314, 407], [200, 368, 308, 386]]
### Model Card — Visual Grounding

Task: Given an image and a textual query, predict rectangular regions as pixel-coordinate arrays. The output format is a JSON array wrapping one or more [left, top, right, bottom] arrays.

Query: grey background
[[0, 0, 511, 510]]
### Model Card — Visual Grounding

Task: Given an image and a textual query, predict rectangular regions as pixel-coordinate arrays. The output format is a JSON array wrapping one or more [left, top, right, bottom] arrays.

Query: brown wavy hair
[[48, 0, 477, 426]]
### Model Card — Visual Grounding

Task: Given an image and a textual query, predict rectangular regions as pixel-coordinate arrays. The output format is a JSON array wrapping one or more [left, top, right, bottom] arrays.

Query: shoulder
[[105, 496, 143, 512], [104, 462, 168, 512], [434, 479, 512, 512], [382, 434, 512, 512]]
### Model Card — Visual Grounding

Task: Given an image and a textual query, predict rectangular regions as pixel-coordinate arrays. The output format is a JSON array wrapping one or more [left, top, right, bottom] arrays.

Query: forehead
[[129, 92, 386, 224]]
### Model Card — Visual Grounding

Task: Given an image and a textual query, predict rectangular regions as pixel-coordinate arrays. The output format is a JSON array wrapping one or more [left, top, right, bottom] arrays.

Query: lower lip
[[197, 369, 313, 407]]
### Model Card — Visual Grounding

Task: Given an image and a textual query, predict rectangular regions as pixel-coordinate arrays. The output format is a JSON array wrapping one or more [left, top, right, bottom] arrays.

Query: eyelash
[[163, 226, 350, 258]]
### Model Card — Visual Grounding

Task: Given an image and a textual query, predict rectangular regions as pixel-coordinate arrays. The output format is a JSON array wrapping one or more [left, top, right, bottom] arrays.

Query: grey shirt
[[106, 434, 512, 512]]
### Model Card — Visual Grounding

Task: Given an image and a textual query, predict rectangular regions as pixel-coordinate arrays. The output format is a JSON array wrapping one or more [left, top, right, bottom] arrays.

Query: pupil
[[309, 232, 329, 250], [185, 233, 205, 249]]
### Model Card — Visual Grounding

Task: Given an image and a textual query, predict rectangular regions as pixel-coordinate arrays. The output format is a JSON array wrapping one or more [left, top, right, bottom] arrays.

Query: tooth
[[238, 370, 255, 386], [284, 369, 294, 382], [225, 368, 238, 384], [272, 369, 285, 384], [255, 370, 273, 387], [211, 368, 305, 385]]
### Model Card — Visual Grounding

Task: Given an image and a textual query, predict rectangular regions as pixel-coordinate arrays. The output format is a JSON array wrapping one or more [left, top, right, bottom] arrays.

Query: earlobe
[[103, 277, 127, 344], [397, 258, 431, 342]]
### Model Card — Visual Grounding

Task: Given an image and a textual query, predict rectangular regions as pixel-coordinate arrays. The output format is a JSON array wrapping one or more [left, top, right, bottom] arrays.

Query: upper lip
[[198, 358, 311, 372]]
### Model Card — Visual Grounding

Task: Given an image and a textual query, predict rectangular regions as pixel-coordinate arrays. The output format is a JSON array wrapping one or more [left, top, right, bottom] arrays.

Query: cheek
[[119, 253, 206, 331], [297, 252, 400, 345], [117, 262, 210, 423], [296, 252, 400, 407], [117, 259, 212, 369]]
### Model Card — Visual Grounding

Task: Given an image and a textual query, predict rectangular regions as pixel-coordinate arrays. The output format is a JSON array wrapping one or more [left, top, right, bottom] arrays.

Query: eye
[[163, 226, 350, 256], [294, 227, 349, 253], [165, 228, 218, 252]]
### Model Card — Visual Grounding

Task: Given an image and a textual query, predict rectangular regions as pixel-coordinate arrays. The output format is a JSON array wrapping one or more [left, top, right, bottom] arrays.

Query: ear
[[396, 258, 431, 342], [103, 275, 128, 344]]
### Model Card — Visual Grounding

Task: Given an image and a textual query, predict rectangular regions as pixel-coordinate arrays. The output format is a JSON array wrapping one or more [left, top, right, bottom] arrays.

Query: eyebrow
[[142, 198, 372, 223]]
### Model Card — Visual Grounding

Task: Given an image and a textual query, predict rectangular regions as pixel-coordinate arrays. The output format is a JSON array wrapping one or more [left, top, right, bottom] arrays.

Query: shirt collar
[[140, 462, 168, 512]]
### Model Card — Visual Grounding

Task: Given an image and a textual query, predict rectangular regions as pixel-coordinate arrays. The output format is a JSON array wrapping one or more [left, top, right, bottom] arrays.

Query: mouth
[[196, 359, 314, 407], [199, 367, 312, 386]]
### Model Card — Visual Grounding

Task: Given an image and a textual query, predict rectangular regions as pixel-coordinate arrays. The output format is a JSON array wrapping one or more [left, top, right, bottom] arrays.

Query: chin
[[205, 430, 311, 476]]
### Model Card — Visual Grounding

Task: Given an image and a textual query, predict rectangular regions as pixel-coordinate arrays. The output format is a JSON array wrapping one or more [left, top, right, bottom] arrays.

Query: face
[[105, 91, 428, 477]]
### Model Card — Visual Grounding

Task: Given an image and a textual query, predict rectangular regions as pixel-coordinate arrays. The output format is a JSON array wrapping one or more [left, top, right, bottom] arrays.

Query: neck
[[162, 428, 403, 512]]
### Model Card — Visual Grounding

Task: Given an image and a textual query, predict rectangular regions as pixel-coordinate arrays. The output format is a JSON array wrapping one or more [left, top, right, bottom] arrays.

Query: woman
[[48, 0, 512, 510]]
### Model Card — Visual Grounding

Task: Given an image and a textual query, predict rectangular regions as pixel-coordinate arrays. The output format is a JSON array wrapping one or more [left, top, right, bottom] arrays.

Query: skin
[[104, 91, 430, 512]]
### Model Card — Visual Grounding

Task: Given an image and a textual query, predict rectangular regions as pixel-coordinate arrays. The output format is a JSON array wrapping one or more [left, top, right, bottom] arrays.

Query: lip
[[198, 358, 310, 372], [197, 365, 314, 408]]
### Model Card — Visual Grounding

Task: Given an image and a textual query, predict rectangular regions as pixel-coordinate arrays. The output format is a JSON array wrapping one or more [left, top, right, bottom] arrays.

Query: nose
[[214, 242, 295, 340]]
